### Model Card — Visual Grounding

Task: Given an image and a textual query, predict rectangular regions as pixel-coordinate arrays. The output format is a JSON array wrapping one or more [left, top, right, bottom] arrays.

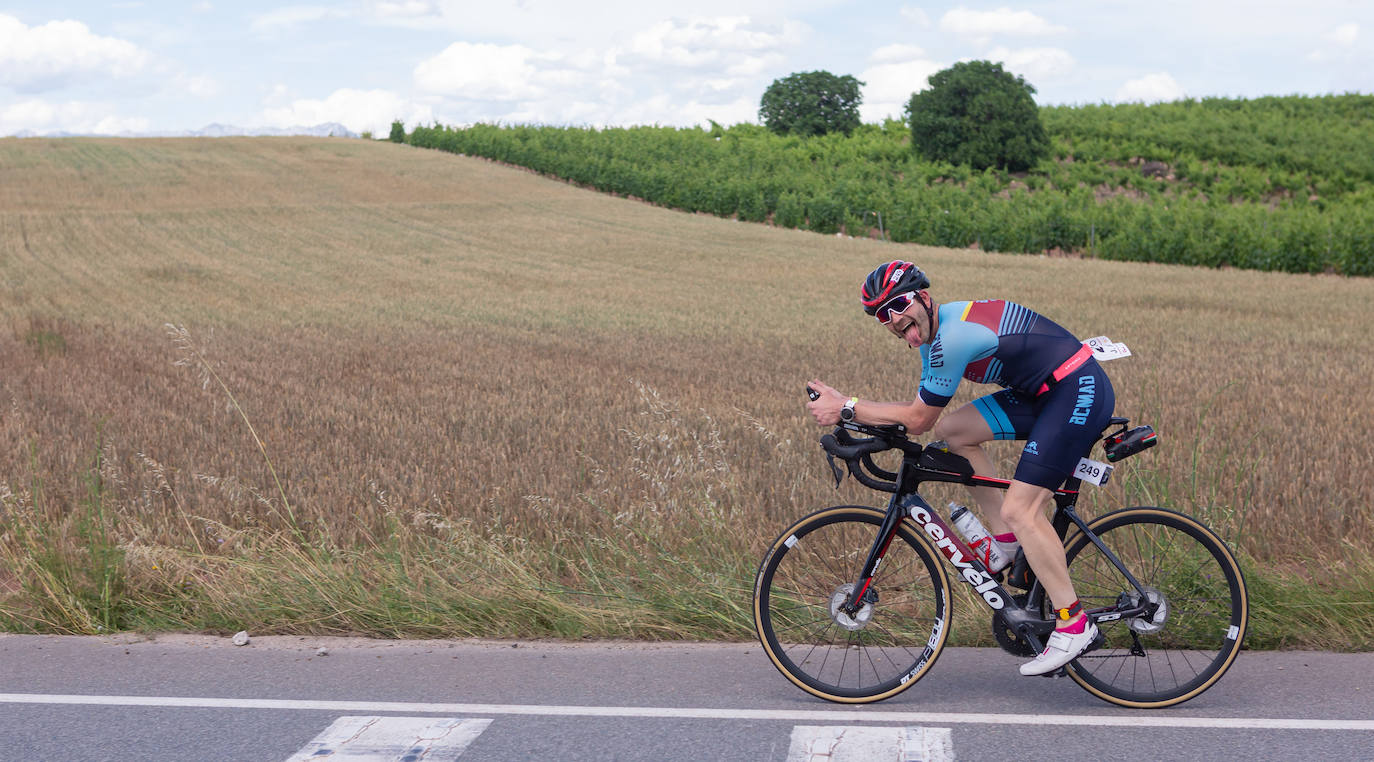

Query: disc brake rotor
[[1128, 587, 1169, 634], [828, 583, 875, 631]]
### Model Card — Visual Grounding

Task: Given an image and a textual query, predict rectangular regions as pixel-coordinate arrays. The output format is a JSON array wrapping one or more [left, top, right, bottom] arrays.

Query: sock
[[1057, 615, 1088, 634]]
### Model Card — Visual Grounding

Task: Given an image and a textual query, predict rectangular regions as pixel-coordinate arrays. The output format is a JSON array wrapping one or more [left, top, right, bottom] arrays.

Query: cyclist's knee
[[934, 415, 984, 450], [1000, 483, 1050, 529]]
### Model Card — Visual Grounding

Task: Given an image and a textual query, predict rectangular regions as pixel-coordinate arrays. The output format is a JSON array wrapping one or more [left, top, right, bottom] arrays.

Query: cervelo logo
[[907, 503, 1005, 609]]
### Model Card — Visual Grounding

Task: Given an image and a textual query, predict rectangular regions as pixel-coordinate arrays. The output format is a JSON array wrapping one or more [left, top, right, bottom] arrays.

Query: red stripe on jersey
[[965, 355, 992, 382], [963, 300, 1006, 333]]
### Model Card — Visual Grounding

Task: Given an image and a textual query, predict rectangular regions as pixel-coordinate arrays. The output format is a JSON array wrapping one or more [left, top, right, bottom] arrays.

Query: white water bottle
[[949, 503, 1010, 572]]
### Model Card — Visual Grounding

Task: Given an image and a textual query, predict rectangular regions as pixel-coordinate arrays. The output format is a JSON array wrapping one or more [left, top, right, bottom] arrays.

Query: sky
[[2, 1, 1371, 137]]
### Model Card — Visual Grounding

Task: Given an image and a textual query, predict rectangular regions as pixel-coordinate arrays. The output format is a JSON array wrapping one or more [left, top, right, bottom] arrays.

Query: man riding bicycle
[[806, 260, 1116, 675]]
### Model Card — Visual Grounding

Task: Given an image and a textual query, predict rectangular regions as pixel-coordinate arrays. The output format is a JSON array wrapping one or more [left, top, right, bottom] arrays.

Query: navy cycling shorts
[[969, 358, 1116, 490]]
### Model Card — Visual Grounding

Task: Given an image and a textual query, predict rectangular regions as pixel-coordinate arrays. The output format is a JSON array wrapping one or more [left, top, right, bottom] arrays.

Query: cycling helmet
[[860, 261, 930, 316]]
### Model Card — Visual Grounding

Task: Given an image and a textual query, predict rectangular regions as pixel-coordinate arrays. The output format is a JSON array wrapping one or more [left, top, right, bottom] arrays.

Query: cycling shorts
[[970, 358, 1116, 490]]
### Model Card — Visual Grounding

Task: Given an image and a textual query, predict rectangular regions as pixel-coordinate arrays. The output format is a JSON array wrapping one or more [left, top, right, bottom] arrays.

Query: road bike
[[752, 396, 1248, 708]]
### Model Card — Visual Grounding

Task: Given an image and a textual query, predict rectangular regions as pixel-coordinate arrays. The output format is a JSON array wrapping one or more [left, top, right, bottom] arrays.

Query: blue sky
[[2, 1, 1370, 136]]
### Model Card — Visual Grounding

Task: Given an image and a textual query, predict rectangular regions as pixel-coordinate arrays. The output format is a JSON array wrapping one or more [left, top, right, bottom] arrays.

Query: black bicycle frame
[[838, 450, 1157, 654]]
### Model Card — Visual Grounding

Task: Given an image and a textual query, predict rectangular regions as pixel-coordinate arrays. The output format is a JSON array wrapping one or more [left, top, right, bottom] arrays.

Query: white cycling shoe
[[1019, 620, 1099, 676]]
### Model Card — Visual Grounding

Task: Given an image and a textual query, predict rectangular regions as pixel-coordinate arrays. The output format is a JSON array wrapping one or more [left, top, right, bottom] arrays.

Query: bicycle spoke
[[756, 509, 948, 701], [1063, 509, 1246, 707]]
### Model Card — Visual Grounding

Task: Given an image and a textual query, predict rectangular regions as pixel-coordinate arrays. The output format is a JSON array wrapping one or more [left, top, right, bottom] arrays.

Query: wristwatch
[[840, 397, 858, 422]]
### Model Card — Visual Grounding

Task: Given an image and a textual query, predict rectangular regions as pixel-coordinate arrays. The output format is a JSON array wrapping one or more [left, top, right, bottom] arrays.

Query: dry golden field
[[1, 137, 1371, 645]]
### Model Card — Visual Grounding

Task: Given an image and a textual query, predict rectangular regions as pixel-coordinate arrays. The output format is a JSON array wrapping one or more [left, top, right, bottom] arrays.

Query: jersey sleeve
[[919, 315, 999, 407]]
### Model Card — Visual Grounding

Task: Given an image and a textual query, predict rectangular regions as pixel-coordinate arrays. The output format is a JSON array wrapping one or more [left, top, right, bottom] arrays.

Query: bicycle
[[752, 391, 1248, 708]]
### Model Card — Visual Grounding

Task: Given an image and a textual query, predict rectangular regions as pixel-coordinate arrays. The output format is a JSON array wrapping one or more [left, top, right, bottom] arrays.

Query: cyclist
[[806, 260, 1115, 676]]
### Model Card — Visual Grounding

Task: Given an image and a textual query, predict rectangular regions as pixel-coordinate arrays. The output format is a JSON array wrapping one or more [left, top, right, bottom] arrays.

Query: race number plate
[[1075, 457, 1113, 486], [1085, 336, 1131, 361]]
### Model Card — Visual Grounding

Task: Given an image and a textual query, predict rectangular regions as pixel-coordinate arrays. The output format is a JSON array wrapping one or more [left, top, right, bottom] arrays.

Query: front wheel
[[1063, 507, 1248, 708], [753, 506, 952, 703]]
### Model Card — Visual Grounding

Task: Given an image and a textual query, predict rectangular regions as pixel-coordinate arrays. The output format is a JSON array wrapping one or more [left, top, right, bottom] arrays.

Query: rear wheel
[[1063, 507, 1248, 708], [753, 506, 952, 703]]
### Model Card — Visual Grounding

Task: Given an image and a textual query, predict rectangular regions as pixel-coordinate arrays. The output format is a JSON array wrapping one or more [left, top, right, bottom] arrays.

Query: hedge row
[[405, 106, 1373, 275]]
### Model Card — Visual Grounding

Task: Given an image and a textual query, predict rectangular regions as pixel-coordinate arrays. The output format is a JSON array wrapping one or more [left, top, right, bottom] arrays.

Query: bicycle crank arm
[[998, 606, 1055, 654]]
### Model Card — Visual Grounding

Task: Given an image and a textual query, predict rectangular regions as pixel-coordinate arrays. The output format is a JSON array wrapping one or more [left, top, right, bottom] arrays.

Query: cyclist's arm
[[849, 397, 942, 435], [806, 381, 939, 433]]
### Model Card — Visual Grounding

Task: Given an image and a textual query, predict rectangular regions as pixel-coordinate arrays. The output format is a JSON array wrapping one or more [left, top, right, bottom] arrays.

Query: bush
[[759, 71, 864, 137], [906, 60, 1049, 172], [389, 120, 406, 144]]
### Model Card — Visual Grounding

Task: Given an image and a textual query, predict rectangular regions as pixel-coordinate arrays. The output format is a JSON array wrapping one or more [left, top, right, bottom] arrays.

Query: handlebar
[[808, 386, 924, 492]]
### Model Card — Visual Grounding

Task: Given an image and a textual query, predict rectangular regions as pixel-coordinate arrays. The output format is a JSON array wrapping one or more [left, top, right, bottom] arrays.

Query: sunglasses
[[875, 291, 919, 324]]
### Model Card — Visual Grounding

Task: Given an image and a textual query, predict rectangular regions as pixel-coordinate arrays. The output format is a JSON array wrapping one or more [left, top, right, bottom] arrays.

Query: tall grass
[[1, 138, 1371, 648]]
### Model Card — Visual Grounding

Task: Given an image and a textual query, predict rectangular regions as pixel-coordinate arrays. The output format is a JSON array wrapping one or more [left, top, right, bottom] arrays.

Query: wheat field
[[1, 137, 1371, 646]]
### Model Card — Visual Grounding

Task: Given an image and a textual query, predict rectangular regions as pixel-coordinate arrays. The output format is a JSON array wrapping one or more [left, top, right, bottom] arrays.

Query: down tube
[[902, 494, 1014, 612]]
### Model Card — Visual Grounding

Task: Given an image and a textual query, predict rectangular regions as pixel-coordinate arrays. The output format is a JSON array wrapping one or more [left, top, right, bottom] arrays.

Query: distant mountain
[[8, 123, 361, 139], [183, 122, 360, 138]]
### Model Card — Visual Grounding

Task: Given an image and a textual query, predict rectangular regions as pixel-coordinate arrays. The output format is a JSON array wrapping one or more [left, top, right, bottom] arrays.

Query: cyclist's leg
[[999, 480, 1073, 606], [1009, 359, 1116, 612], [935, 390, 1032, 536], [932, 401, 1004, 532]]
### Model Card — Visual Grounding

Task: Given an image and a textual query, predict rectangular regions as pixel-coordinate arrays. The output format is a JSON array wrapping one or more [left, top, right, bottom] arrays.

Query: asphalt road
[[1, 633, 1371, 761]]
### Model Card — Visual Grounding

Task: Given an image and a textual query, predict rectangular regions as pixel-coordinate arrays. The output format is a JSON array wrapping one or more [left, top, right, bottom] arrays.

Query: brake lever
[[824, 450, 845, 488], [809, 386, 844, 487]]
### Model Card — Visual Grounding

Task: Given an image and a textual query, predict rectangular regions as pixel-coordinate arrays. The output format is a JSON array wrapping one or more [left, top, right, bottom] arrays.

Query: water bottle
[[949, 503, 1010, 572]]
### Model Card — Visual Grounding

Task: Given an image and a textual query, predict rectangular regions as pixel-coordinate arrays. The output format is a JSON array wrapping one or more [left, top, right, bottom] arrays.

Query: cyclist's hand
[[806, 379, 845, 425]]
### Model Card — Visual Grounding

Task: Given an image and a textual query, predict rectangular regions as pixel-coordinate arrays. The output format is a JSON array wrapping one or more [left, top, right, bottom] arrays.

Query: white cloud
[[414, 42, 564, 101], [0, 98, 148, 135], [407, 16, 804, 127], [369, 0, 438, 18], [0, 14, 150, 93], [860, 52, 946, 123], [1115, 72, 1184, 103], [250, 5, 350, 33], [626, 17, 805, 69], [870, 44, 926, 65], [1329, 22, 1359, 46], [1309, 22, 1360, 61], [260, 88, 435, 135], [900, 7, 931, 27], [175, 74, 220, 98], [939, 7, 1068, 43], [986, 46, 1076, 84]]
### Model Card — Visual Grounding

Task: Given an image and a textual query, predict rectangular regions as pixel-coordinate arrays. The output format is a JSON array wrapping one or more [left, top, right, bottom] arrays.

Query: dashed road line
[[284, 716, 490, 761], [1, 693, 1372, 732], [787, 725, 955, 762]]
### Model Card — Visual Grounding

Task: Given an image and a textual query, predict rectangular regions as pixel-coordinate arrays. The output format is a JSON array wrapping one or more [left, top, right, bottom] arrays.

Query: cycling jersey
[[918, 300, 1115, 490], [918, 300, 1086, 407]]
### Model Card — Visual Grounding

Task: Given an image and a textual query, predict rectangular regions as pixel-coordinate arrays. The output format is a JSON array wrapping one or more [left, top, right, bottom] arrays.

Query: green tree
[[759, 71, 865, 137], [389, 120, 406, 143], [906, 60, 1049, 171]]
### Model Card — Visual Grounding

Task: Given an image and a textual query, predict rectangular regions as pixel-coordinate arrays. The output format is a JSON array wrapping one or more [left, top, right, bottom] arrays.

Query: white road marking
[[1, 693, 1372, 732], [284, 716, 489, 761], [904, 726, 955, 762], [787, 726, 954, 761]]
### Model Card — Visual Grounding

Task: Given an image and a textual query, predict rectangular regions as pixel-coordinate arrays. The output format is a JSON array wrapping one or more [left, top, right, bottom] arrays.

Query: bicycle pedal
[[1083, 630, 1107, 655], [1039, 667, 1068, 679]]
